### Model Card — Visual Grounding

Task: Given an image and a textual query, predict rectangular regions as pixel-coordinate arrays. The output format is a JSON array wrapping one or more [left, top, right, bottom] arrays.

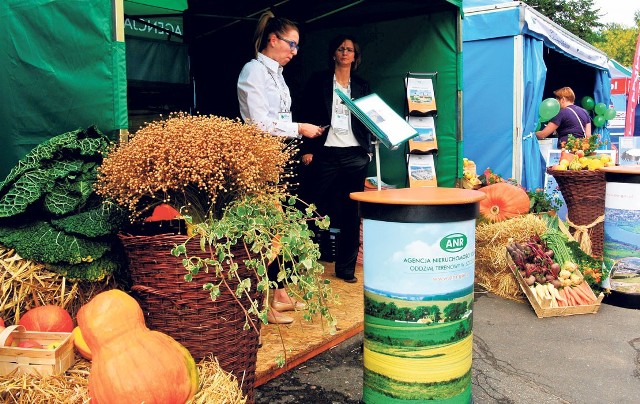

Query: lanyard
[[257, 58, 290, 112]]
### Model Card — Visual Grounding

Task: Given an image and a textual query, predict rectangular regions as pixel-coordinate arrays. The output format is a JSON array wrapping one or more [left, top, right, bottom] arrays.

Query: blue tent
[[462, 0, 611, 190]]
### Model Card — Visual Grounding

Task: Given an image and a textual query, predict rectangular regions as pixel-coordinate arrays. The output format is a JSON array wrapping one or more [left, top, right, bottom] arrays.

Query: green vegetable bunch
[[0, 126, 128, 281]]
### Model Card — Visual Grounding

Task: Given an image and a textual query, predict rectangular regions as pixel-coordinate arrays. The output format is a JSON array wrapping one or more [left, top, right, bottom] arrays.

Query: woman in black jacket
[[299, 35, 372, 283]]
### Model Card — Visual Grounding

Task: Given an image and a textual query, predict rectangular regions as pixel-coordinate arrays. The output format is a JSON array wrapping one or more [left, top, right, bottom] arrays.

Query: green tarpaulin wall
[[293, 13, 462, 187], [0, 0, 127, 179], [1, 0, 462, 187]]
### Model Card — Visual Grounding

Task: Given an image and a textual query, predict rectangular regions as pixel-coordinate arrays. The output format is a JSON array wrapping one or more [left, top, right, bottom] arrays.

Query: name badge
[[278, 112, 292, 123], [333, 113, 350, 131]]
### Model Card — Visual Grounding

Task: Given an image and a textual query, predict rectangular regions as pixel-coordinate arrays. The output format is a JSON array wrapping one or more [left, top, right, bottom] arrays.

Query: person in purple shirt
[[536, 87, 592, 148]]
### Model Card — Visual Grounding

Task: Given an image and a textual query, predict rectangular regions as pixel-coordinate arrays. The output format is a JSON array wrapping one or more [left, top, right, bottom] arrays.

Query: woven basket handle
[[0, 324, 25, 346], [131, 285, 192, 307]]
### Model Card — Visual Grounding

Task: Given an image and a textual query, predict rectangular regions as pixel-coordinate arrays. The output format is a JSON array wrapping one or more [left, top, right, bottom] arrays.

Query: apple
[[17, 339, 42, 349], [45, 341, 62, 350]]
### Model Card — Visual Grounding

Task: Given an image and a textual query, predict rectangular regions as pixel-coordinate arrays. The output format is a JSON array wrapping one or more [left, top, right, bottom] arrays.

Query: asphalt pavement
[[255, 289, 640, 403]]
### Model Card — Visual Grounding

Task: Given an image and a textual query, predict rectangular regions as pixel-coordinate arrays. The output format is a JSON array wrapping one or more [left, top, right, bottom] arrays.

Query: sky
[[592, 0, 638, 27]]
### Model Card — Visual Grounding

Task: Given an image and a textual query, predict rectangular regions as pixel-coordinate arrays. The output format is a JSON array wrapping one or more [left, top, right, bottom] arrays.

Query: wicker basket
[[119, 232, 261, 402], [546, 168, 605, 257]]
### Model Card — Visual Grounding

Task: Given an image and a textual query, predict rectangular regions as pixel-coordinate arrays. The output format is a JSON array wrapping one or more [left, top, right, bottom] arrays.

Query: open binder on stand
[[335, 89, 418, 190], [405, 72, 438, 187]]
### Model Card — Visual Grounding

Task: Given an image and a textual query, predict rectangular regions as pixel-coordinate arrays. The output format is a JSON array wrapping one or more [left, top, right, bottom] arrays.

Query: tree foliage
[[595, 24, 639, 67], [527, 0, 640, 69], [526, 0, 603, 43]]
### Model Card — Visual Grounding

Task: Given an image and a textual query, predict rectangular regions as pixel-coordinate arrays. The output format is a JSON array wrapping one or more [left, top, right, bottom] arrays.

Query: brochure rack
[[405, 72, 438, 187]]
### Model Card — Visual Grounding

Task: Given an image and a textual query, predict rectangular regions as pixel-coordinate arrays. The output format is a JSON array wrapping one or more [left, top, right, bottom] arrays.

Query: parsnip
[[530, 285, 541, 303]]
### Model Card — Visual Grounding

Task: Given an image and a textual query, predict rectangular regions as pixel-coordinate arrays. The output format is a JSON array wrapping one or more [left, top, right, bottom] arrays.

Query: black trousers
[[311, 146, 369, 279]]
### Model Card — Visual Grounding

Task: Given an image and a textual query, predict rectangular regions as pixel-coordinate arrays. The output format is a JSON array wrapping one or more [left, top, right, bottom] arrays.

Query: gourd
[[19, 305, 74, 332], [478, 182, 530, 222], [77, 289, 198, 404]]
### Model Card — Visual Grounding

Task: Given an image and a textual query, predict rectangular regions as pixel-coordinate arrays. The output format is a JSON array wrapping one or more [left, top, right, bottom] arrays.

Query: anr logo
[[440, 233, 467, 253]]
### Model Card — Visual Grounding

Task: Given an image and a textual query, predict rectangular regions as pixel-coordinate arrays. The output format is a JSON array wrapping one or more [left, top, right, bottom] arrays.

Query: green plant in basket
[[95, 112, 336, 337], [171, 193, 335, 331], [527, 188, 563, 214]]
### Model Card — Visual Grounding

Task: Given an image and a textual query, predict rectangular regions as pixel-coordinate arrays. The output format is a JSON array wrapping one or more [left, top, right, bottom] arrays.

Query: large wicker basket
[[546, 168, 605, 257], [119, 232, 261, 402]]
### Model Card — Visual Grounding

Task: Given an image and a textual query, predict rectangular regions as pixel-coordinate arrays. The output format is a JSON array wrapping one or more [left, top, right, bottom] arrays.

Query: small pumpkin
[[19, 305, 74, 332], [478, 182, 530, 222], [77, 289, 198, 404]]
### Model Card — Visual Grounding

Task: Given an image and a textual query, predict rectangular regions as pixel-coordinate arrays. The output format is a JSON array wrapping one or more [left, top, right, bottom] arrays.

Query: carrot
[[561, 288, 573, 306], [564, 287, 579, 306], [578, 282, 596, 301], [568, 286, 589, 305], [573, 284, 595, 304], [556, 288, 568, 307]]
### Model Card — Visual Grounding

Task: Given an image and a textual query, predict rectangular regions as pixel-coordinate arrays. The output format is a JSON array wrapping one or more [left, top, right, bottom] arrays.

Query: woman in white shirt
[[237, 11, 324, 324]]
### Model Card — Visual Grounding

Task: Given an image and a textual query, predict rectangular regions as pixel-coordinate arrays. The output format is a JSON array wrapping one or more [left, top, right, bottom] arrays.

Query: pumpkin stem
[[490, 205, 500, 216]]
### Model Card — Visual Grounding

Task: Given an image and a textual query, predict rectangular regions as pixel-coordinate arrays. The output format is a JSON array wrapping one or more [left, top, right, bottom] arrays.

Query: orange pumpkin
[[478, 182, 530, 222], [77, 289, 198, 404], [19, 305, 74, 332], [72, 326, 92, 360]]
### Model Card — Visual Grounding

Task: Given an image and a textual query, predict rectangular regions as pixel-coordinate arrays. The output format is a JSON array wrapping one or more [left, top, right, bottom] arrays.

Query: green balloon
[[593, 114, 606, 128], [594, 102, 607, 116], [604, 107, 616, 121], [539, 98, 560, 122], [581, 96, 595, 110]]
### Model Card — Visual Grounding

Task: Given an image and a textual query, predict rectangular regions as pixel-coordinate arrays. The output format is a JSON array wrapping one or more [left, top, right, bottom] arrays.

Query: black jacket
[[298, 70, 372, 155]]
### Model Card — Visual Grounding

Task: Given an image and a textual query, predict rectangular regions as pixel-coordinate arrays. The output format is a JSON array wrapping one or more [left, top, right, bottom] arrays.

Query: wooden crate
[[506, 249, 604, 318], [0, 325, 74, 377]]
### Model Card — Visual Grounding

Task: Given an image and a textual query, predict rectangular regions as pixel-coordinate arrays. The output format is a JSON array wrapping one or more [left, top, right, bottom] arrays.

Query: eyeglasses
[[337, 47, 355, 54], [275, 34, 299, 51]]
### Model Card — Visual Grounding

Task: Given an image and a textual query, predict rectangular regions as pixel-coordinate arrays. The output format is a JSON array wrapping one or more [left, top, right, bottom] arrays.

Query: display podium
[[600, 165, 640, 309], [350, 187, 485, 403]]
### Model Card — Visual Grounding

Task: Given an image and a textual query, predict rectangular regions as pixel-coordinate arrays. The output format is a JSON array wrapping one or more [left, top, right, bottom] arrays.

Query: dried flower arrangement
[[95, 112, 336, 338], [95, 112, 293, 223]]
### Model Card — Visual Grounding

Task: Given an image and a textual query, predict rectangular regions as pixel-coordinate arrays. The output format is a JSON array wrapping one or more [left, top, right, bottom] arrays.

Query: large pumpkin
[[77, 289, 198, 404], [478, 182, 530, 222], [19, 305, 74, 332]]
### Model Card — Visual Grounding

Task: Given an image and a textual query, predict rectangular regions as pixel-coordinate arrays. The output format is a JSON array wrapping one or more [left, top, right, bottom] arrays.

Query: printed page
[[406, 77, 437, 116], [353, 94, 418, 150], [407, 154, 437, 187], [407, 116, 437, 153]]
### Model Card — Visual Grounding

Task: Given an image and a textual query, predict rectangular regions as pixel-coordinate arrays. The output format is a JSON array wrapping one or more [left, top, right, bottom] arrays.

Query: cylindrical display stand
[[351, 187, 485, 403], [600, 165, 640, 309]]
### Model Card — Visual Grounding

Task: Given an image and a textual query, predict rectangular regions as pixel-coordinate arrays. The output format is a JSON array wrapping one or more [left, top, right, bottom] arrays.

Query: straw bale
[[1, 245, 117, 323], [475, 214, 548, 301], [0, 357, 245, 404]]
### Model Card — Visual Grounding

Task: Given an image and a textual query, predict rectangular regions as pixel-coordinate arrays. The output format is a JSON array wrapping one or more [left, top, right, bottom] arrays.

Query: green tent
[[1, 0, 463, 187]]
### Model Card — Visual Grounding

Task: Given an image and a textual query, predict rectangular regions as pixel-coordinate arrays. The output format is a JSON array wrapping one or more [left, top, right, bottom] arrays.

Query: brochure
[[407, 116, 437, 153], [405, 77, 437, 116], [407, 154, 437, 187], [335, 90, 418, 150], [618, 136, 640, 166]]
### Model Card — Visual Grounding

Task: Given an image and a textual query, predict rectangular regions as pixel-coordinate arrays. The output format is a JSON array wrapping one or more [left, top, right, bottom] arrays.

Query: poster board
[[335, 90, 418, 150]]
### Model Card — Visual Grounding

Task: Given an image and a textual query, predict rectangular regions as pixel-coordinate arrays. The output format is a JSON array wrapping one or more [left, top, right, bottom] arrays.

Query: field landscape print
[[363, 286, 473, 403], [604, 207, 640, 261]]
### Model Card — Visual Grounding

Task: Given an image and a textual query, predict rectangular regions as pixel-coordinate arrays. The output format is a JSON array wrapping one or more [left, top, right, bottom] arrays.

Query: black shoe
[[337, 275, 358, 283]]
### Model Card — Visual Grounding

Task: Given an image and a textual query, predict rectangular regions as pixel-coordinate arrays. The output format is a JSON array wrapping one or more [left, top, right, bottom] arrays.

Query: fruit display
[[551, 152, 614, 171]]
